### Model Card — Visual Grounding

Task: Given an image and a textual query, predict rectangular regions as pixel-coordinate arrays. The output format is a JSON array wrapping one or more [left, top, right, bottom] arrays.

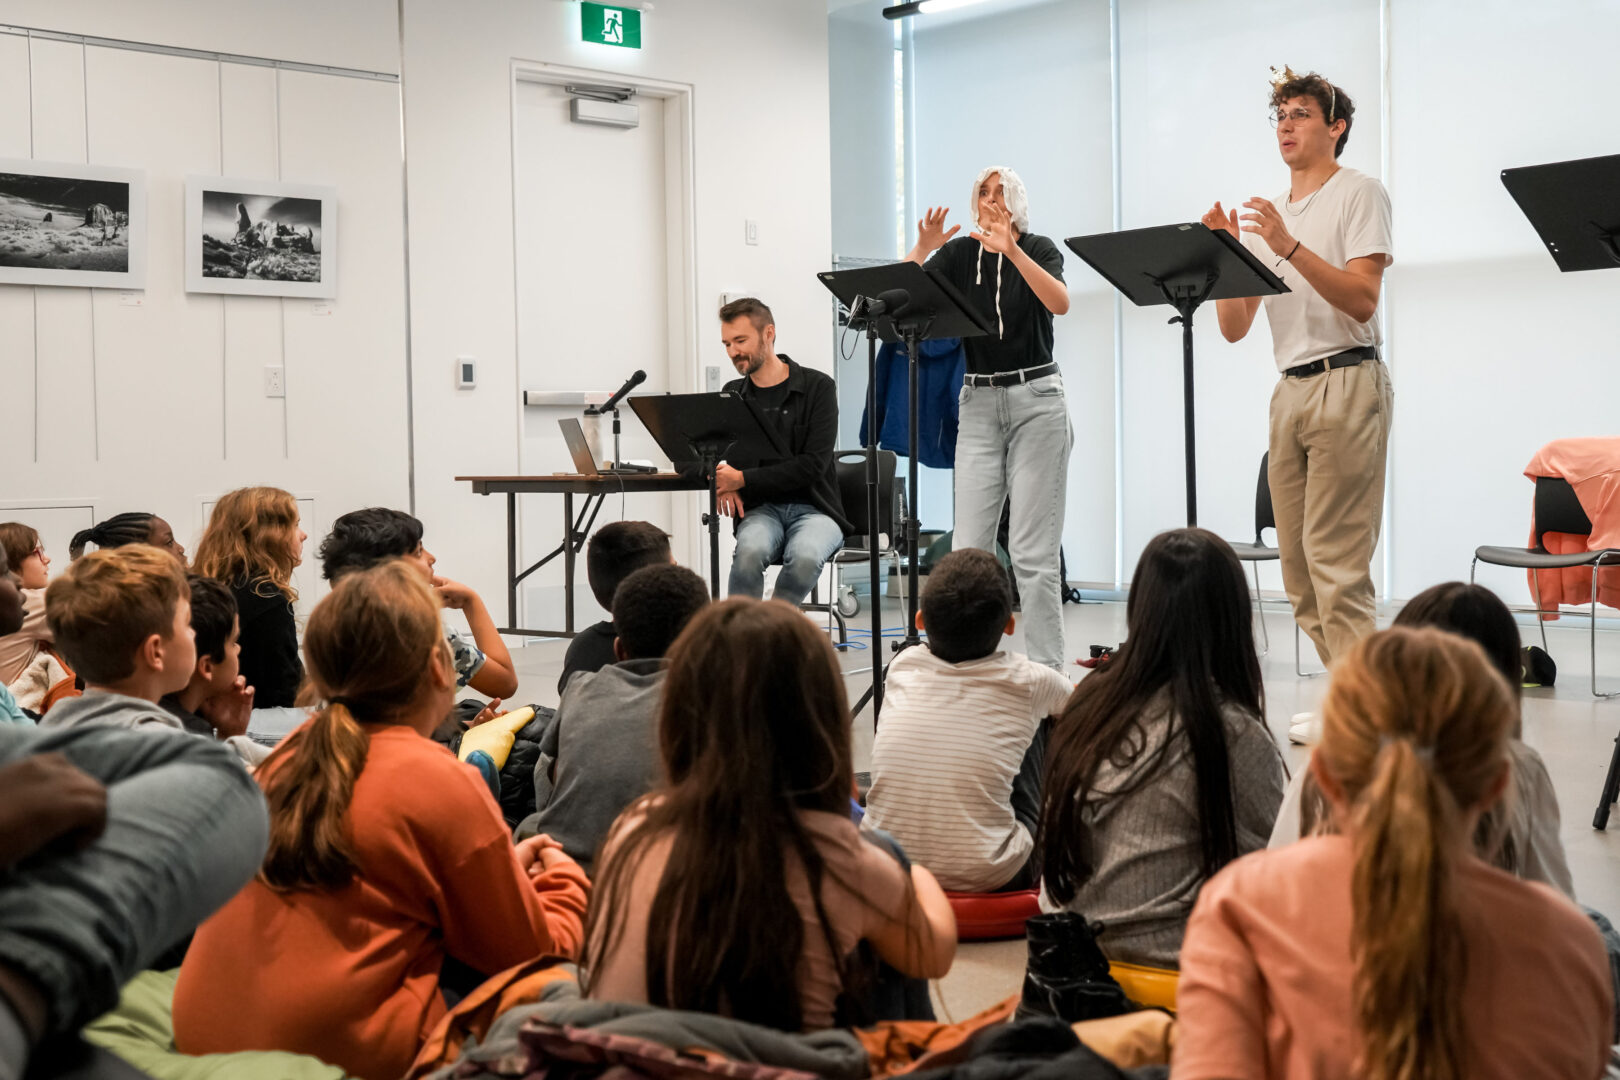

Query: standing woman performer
[[905, 167, 1072, 671]]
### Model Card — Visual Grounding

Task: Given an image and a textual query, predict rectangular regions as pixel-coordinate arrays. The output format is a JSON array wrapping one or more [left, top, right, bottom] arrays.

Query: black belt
[[1284, 346, 1380, 378], [966, 362, 1059, 387]]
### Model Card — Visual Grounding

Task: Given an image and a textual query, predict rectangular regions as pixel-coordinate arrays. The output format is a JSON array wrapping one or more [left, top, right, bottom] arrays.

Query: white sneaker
[[1288, 712, 1322, 746]]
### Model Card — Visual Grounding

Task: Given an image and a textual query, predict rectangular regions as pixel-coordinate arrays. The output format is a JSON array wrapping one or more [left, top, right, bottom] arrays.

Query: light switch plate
[[263, 365, 285, 398]]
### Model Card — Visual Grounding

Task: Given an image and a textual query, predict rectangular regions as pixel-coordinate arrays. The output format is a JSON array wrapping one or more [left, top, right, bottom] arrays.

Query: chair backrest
[[834, 449, 898, 549], [1532, 475, 1593, 549], [1253, 451, 1275, 544]]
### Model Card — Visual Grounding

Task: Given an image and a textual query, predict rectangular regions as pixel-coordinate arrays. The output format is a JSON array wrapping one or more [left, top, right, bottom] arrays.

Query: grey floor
[[503, 594, 1620, 1022]]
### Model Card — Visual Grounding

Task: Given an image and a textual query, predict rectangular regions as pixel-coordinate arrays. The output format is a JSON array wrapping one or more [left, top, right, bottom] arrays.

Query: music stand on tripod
[[818, 261, 992, 721], [628, 391, 787, 599], [1066, 223, 1288, 526]]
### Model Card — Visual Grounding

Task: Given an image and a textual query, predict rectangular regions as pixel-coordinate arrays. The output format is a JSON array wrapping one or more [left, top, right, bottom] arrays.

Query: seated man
[[715, 297, 850, 606], [861, 548, 1072, 893], [516, 563, 710, 869]]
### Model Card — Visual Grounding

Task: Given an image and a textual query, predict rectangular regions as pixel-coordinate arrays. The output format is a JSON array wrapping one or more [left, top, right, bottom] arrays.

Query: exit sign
[[581, 3, 641, 49]]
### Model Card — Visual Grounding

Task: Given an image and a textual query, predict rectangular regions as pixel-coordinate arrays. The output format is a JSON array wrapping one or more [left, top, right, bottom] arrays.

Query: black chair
[[1470, 476, 1620, 827], [1225, 452, 1314, 676], [788, 450, 902, 650]]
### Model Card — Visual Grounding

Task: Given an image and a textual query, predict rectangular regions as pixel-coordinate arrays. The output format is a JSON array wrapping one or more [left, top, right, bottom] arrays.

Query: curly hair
[[1270, 70, 1354, 158], [610, 563, 710, 660], [193, 487, 300, 602]]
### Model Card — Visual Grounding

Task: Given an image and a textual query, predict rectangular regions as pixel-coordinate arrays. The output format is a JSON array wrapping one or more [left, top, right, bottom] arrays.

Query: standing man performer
[[1204, 67, 1393, 669], [714, 297, 850, 606], [905, 167, 1072, 672]]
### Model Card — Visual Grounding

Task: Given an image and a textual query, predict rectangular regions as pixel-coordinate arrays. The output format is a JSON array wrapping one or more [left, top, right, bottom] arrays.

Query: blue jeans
[[728, 503, 845, 607], [955, 373, 1073, 671], [0, 726, 268, 1037]]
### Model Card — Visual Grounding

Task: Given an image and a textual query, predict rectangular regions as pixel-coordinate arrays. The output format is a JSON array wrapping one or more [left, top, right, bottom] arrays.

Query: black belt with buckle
[[1284, 346, 1380, 378], [966, 362, 1059, 387]]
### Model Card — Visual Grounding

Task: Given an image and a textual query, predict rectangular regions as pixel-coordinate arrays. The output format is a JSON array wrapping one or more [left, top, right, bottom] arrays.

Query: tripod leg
[[1595, 724, 1620, 830]]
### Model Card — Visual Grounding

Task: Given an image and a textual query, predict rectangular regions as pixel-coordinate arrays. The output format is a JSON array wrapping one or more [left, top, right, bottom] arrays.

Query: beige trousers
[[1268, 360, 1393, 665]]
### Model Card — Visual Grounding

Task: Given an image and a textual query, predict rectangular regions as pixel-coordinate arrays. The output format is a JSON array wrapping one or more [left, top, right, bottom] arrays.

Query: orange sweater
[[173, 724, 589, 1080]]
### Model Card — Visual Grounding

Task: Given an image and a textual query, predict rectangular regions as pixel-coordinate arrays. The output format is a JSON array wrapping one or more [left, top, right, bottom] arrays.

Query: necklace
[[1285, 166, 1340, 217]]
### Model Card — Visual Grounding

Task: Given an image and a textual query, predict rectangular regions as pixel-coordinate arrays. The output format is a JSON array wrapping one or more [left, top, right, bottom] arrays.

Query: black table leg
[[563, 492, 576, 635], [506, 492, 517, 630]]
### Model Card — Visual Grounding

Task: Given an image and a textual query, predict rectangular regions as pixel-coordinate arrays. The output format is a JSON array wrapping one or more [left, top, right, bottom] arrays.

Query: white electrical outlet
[[705, 365, 722, 392], [263, 365, 285, 398]]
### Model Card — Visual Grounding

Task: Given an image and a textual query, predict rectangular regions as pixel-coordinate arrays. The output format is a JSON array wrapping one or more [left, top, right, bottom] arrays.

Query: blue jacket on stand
[[858, 337, 966, 470]]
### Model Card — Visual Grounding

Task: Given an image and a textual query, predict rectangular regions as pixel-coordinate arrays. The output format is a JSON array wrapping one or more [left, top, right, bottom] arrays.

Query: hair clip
[[1378, 734, 1435, 762]]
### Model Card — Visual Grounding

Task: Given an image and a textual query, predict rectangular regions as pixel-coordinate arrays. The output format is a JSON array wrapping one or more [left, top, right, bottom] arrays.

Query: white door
[[512, 80, 680, 626]]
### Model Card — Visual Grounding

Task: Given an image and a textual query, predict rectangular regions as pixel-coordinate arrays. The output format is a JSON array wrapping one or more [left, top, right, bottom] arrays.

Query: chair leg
[[1594, 723, 1620, 829], [1590, 563, 1616, 700], [1251, 561, 1270, 657], [1532, 562, 1550, 655]]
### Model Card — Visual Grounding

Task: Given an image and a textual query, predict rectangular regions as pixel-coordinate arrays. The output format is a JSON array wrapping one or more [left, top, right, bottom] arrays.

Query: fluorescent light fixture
[[883, 0, 999, 19]]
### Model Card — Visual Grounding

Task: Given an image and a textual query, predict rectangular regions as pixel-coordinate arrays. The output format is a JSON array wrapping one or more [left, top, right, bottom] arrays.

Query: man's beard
[[735, 349, 766, 376]]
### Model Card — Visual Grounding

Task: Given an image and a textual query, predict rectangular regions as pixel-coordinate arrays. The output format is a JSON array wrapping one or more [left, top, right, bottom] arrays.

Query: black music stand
[[819, 261, 992, 720], [1502, 154, 1620, 272], [1066, 223, 1288, 526], [629, 392, 787, 598]]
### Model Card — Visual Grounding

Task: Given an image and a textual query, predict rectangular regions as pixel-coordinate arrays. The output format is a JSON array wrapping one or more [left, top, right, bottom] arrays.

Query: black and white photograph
[[0, 159, 146, 288], [185, 176, 337, 298]]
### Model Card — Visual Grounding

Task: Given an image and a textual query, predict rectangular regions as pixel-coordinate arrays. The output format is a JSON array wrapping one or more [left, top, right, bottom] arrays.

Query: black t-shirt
[[749, 376, 792, 418], [926, 233, 1065, 375], [558, 619, 618, 696]]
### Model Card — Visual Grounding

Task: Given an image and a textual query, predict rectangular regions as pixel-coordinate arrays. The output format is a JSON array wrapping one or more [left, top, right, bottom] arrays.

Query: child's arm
[[862, 845, 957, 980], [434, 576, 520, 698]]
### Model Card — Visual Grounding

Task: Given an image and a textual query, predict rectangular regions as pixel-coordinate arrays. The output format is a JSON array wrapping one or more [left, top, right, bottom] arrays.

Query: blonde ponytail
[[1317, 628, 1515, 1080]]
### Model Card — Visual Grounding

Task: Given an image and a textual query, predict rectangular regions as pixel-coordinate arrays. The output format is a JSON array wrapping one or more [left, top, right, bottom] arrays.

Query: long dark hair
[[1039, 528, 1267, 905], [583, 597, 857, 1031]]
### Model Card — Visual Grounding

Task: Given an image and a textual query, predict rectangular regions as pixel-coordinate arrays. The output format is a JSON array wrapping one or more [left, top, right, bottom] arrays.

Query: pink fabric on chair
[[1524, 438, 1620, 618], [945, 890, 1041, 941]]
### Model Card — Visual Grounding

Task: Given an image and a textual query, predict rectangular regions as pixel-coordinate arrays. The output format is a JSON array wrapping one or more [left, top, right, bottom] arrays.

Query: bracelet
[[1284, 240, 1301, 262]]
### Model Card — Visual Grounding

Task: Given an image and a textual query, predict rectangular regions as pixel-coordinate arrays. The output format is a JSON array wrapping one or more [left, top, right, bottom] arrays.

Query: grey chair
[[1225, 452, 1314, 676]]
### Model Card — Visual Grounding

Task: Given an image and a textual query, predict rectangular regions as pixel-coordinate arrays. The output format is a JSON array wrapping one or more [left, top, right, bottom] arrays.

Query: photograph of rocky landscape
[[0, 168, 133, 277], [200, 189, 323, 282]]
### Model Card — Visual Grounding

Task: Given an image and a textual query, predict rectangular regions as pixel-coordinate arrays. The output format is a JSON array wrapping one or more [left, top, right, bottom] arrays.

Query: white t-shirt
[[1241, 166, 1393, 372], [861, 647, 1073, 891]]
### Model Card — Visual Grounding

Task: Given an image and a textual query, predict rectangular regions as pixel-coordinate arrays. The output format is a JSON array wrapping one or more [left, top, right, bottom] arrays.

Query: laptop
[[558, 418, 652, 476]]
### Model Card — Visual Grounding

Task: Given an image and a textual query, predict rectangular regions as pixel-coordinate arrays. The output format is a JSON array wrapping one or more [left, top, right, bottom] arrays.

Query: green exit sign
[[581, 3, 641, 49]]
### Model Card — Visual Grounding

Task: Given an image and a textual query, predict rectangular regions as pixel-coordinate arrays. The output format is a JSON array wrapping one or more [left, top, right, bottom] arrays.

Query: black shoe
[[1016, 912, 1133, 1023]]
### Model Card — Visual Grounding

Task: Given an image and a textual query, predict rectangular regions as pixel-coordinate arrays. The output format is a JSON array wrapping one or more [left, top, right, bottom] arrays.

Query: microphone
[[593, 369, 647, 414], [852, 288, 911, 322]]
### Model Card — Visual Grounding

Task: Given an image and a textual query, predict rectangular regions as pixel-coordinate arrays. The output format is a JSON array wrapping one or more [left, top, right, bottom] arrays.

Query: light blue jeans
[[729, 502, 846, 607], [954, 373, 1073, 671], [0, 725, 268, 1037]]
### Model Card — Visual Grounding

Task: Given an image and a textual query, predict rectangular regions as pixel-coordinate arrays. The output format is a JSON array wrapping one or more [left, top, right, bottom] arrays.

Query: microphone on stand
[[851, 288, 911, 323], [589, 369, 647, 415]]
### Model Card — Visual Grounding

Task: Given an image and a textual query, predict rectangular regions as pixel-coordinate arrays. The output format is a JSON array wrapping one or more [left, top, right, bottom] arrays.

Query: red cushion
[[946, 889, 1041, 940]]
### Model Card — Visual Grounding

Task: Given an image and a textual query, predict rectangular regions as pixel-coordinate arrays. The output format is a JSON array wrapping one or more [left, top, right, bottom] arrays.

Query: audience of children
[[0, 722, 268, 1080], [517, 562, 711, 868], [318, 506, 521, 701], [172, 561, 588, 1080], [1271, 581, 1575, 895], [5, 499, 1616, 1079], [1037, 528, 1286, 969], [584, 597, 957, 1032], [1175, 627, 1612, 1080], [861, 548, 1072, 893], [192, 487, 307, 708], [69, 512, 187, 563], [561, 520, 673, 694], [0, 523, 53, 688]]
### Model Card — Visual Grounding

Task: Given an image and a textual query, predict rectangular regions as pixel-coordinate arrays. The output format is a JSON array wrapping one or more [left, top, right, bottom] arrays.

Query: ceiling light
[[883, 0, 999, 20]]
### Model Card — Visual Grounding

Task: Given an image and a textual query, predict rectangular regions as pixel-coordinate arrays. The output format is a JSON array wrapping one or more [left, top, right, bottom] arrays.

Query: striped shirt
[[862, 647, 1072, 891]]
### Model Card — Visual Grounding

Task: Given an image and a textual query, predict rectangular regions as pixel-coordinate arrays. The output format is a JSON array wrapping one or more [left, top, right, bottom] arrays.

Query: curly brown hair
[[193, 486, 300, 601], [1270, 71, 1354, 159]]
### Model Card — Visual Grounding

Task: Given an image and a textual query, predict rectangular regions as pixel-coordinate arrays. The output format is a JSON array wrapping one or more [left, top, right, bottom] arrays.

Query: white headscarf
[[968, 166, 1030, 340]]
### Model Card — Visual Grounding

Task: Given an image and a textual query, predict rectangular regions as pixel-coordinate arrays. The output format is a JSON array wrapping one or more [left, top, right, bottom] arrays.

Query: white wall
[[0, 10, 408, 615], [402, 0, 834, 621]]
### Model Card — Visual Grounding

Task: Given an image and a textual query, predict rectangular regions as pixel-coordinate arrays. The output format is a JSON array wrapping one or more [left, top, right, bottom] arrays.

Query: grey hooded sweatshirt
[[42, 689, 269, 767]]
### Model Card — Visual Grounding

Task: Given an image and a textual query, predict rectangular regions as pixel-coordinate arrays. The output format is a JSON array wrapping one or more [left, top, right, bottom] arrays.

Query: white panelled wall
[[847, 0, 1620, 610], [0, 11, 407, 618]]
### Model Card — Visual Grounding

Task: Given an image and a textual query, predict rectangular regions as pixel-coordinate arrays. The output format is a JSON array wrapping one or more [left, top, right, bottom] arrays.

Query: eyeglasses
[[27, 545, 44, 560], [1270, 107, 1315, 127]]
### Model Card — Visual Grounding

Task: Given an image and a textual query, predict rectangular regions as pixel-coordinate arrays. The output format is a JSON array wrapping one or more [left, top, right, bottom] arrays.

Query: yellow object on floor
[[1071, 1010, 1176, 1069], [1108, 961, 1178, 1013], [456, 706, 536, 769]]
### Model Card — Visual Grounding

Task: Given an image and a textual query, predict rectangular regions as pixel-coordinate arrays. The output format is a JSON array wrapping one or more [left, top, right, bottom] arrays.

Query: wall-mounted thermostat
[[456, 356, 476, 389]]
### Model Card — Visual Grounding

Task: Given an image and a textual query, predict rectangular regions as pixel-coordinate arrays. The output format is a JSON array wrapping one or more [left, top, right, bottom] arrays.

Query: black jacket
[[231, 579, 303, 708], [723, 355, 851, 535]]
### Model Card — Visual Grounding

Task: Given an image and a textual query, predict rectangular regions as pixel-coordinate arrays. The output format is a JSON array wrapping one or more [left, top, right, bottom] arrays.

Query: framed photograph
[[0, 159, 146, 289], [185, 176, 337, 298]]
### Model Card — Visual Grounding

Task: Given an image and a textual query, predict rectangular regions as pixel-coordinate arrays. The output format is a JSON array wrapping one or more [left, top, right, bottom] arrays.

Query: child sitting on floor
[[0, 523, 54, 688], [861, 548, 1073, 893], [517, 562, 710, 868], [69, 512, 187, 563], [1175, 628, 1612, 1080], [192, 487, 307, 708], [158, 575, 261, 754], [584, 597, 956, 1032], [318, 507, 520, 701], [173, 561, 587, 1080], [560, 521, 673, 694], [0, 546, 30, 724], [1036, 528, 1284, 969]]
